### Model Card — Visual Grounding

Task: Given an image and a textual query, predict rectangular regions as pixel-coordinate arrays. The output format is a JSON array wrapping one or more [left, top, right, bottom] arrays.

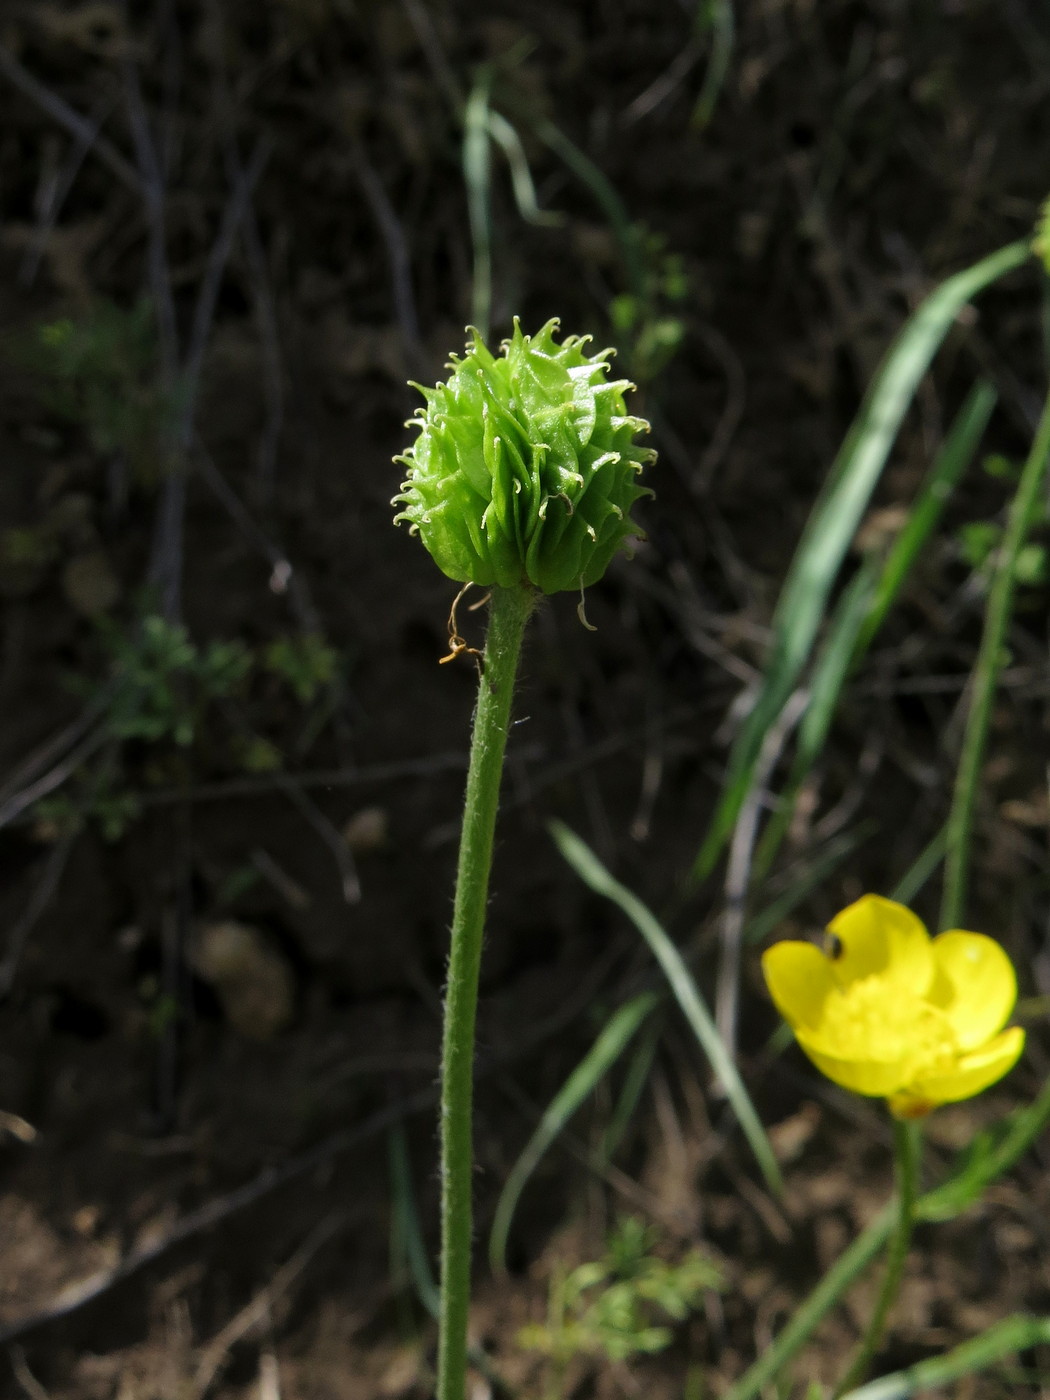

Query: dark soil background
[[1, 1, 1050, 1396]]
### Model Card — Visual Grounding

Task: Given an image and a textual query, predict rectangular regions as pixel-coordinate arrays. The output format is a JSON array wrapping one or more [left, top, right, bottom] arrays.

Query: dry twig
[[0, 43, 141, 191], [192, 1213, 345, 1398]]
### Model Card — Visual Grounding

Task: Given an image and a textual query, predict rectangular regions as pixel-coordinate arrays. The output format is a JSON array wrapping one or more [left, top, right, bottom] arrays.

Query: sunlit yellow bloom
[[762, 895, 1025, 1118]]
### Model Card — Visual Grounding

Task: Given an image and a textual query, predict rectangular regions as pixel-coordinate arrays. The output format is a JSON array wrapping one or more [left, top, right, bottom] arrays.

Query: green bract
[[393, 319, 655, 594]]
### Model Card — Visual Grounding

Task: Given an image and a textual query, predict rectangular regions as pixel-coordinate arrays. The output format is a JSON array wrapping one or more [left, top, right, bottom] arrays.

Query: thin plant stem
[[940, 385, 1050, 930], [438, 583, 535, 1400], [723, 1201, 894, 1400], [724, 1074, 1050, 1400], [833, 1118, 923, 1398]]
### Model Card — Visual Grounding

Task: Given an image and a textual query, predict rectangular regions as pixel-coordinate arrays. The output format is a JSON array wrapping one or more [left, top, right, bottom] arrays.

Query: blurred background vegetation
[[1, 1, 1049, 1395]]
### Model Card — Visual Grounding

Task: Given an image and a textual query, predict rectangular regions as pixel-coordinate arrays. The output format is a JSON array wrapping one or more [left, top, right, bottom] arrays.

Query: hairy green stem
[[941, 385, 1050, 930], [438, 583, 535, 1400], [833, 1119, 923, 1398]]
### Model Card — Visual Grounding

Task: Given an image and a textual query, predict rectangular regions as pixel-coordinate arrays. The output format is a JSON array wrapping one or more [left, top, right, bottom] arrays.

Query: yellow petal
[[795, 1036, 911, 1097], [927, 931, 1017, 1051], [827, 895, 933, 994], [896, 1026, 1026, 1113], [761, 941, 835, 1031]]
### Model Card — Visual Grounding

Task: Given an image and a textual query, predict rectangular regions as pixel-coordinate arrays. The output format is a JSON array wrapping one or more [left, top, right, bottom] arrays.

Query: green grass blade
[[598, 1020, 660, 1165], [692, 240, 1031, 883], [853, 380, 997, 657], [463, 71, 493, 338], [463, 95, 564, 337], [840, 1315, 1050, 1400], [753, 559, 879, 877], [725, 1072, 1050, 1400], [940, 383, 1050, 930], [745, 823, 876, 946], [531, 118, 646, 301], [725, 1203, 895, 1400], [691, 0, 735, 130], [889, 824, 948, 906], [550, 820, 784, 1197], [755, 382, 993, 877], [918, 1069, 1050, 1222], [485, 111, 562, 228], [488, 990, 658, 1274], [388, 1124, 441, 1320]]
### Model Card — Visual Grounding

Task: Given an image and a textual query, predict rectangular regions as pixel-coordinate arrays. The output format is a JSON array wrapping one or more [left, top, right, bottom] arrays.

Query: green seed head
[[393, 319, 655, 594]]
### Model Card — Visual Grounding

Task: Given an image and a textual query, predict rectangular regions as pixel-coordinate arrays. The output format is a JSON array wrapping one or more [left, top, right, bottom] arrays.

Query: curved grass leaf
[[599, 1020, 660, 1165], [692, 240, 1031, 884], [463, 78, 562, 338], [745, 823, 875, 947], [463, 72, 494, 337], [488, 991, 658, 1274], [691, 0, 735, 130], [854, 379, 997, 657], [485, 111, 562, 229], [840, 1314, 1050, 1400], [388, 1123, 440, 1320], [752, 558, 878, 878], [940, 383, 1050, 929], [753, 381, 995, 878], [550, 820, 784, 1197], [531, 118, 646, 301], [889, 824, 948, 906]]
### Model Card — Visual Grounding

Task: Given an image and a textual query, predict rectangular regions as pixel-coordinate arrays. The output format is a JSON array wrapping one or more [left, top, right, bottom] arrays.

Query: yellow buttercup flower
[[762, 895, 1025, 1118]]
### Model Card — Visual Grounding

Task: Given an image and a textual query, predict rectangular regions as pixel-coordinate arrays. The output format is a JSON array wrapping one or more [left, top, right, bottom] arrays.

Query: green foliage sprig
[[96, 614, 252, 747], [21, 300, 174, 474], [519, 1218, 720, 1373], [263, 633, 340, 705]]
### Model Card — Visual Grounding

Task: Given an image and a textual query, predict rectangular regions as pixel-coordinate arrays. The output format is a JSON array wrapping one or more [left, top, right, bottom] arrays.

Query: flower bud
[[393, 319, 655, 594]]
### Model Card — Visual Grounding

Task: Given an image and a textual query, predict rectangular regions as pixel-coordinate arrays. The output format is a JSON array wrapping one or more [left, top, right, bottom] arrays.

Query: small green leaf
[[958, 520, 1001, 569]]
